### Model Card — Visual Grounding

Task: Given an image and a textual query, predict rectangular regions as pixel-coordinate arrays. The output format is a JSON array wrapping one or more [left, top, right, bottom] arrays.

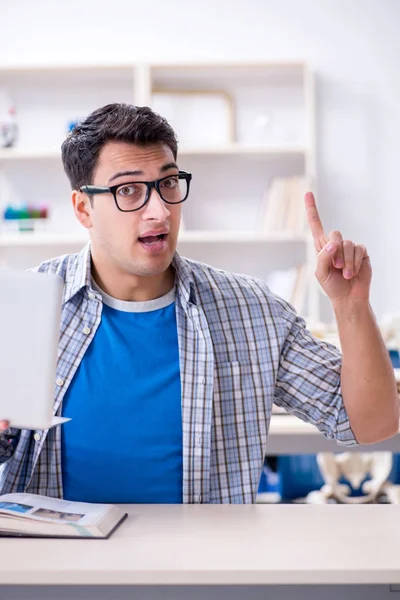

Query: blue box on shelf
[[389, 349, 400, 368]]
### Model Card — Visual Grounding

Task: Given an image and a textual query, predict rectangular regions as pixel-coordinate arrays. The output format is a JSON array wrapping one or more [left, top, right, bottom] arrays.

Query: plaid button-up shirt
[[0, 244, 357, 503]]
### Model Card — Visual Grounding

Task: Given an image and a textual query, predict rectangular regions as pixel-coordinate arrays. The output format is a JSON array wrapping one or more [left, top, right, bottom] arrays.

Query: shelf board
[[0, 230, 308, 248], [0, 232, 88, 247], [0, 149, 62, 160], [0, 145, 308, 162], [0, 63, 135, 74], [179, 144, 307, 156], [151, 62, 306, 87], [178, 231, 309, 243]]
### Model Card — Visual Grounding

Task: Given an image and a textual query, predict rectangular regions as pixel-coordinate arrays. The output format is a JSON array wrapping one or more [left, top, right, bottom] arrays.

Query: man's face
[[77, 141, 182, 278]]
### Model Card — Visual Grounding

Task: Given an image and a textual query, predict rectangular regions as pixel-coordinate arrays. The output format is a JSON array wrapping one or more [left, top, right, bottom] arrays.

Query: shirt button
[[33, 433, 41, 442], [200, 378, 206, 386], [83, 326, 91, 335], [197, 494, 202, 503], [196, 437, 202, 447], [56, 378, 64, 387], [88, 292, 96, 300]]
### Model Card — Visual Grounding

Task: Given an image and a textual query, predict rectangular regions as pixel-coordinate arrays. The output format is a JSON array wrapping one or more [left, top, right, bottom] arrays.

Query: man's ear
[[72, 190, 93, 229]]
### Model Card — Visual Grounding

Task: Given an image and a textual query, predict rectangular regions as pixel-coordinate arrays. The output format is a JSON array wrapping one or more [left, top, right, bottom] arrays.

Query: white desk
[[1, 504, 400, 600], [267, 414, 400, 454]]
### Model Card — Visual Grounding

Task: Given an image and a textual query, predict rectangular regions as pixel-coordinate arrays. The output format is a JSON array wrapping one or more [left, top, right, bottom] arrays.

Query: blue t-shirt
[[61, 284, 182, 503]]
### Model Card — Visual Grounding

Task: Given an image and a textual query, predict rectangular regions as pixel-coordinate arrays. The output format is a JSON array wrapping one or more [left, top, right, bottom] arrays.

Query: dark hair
[[61, 103, 178, 190]]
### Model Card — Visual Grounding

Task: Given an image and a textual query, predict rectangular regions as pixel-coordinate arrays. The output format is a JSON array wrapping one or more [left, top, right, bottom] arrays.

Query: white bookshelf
[[0, 62, 319, 321]]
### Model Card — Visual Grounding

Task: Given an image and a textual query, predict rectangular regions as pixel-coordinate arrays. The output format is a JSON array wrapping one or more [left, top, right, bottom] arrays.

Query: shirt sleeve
[[274, 300, 358, 447]]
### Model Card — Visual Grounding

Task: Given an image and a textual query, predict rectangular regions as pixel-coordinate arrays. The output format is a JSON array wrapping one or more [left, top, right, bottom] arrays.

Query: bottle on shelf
[[0, 105, 18, 148]]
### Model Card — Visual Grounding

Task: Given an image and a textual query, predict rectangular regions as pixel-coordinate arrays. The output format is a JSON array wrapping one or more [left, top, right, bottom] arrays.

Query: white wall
[[1, 0, 399, 320]]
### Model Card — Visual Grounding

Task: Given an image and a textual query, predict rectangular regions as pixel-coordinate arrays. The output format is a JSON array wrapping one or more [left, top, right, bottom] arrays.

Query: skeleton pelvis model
[[305, 452, 400, 504]]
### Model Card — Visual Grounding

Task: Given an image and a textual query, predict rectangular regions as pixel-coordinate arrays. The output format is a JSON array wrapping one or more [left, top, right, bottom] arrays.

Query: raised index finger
[[305, 192, 327, 251]]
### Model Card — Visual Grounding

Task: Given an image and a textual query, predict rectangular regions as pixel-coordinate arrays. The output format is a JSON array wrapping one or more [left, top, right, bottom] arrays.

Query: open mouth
[[138, 233, 167, 244], [138, 233, 169, 253]]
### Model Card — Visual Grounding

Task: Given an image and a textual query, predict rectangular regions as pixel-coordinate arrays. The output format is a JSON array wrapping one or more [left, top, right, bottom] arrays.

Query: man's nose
[[143, 187, 170, 219]]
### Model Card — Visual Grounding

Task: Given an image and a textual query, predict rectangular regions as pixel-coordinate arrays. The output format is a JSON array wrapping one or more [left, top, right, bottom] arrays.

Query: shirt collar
[[63, 242, 198, 308], [63, 242, 92, 304], [172, 252, 197, 308]]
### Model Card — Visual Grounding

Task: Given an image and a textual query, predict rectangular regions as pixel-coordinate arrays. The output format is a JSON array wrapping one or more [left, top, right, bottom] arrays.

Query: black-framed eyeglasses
[[80, 171, 192, 213]]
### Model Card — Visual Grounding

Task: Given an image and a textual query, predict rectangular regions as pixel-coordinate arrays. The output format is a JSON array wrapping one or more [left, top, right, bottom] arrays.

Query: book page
[[0, 493, 110, 527]]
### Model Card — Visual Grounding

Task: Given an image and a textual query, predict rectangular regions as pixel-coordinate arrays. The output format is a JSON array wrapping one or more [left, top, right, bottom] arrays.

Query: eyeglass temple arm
[[80, 185, 110, 194]]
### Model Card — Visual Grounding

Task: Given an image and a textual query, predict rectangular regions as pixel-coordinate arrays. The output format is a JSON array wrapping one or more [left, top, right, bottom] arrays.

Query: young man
[[0, 104, 398, 504]]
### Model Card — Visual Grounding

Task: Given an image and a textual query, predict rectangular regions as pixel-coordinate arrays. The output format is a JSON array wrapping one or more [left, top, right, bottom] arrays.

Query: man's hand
[[305, 192, 372, 305], [305, 192, 399, 444], [0, 420, 10, 434]]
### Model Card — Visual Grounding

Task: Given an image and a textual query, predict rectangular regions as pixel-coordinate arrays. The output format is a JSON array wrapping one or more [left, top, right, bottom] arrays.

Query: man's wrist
[[332, 297, 372, 322]]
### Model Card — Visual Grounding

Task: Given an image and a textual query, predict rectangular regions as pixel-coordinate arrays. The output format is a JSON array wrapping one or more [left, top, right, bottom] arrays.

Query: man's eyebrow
[[108, 163, 179, 184], [108, 170, 143, 183], [160, 162, 179, 172]]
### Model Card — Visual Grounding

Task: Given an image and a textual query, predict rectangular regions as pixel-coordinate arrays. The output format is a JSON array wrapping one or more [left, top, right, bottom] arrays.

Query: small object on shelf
[[251, 111, 275, 144], [2, 203, 49, 232], [389, 349, 400, 368], [67, 119, 81, 134], [0, 105, 18, 148]]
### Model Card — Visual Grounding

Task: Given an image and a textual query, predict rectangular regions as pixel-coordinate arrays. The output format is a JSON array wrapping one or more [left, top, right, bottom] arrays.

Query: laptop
[[0, 268, 70, 430]]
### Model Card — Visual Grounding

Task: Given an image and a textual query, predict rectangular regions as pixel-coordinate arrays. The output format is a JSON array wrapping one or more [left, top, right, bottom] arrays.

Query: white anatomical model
[[306, 452, 396, 504]]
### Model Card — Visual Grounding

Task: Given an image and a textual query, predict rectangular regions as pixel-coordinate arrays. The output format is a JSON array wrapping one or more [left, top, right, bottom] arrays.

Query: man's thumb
[[316, 241, 336, 281]]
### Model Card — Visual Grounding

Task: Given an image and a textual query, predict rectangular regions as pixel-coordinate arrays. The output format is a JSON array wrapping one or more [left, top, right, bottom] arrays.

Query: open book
[[0, 493, 127, 539]]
